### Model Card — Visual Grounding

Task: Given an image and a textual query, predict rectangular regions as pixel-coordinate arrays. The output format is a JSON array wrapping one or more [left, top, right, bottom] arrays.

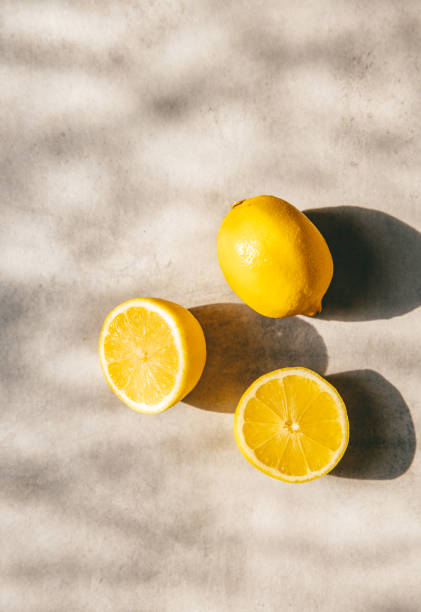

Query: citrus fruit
[[234, 368, 349, 482], [99, 298, 206, 413], [217, 195, 333, 318]]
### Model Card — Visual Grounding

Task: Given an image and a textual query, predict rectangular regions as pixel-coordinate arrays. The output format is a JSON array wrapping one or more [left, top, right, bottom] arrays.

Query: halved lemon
[[234, 368, 349, 482], [99, 298, 206, 413]]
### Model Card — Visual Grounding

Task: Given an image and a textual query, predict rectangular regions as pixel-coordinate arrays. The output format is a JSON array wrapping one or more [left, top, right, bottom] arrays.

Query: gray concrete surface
[[1, 1, 421, 610]]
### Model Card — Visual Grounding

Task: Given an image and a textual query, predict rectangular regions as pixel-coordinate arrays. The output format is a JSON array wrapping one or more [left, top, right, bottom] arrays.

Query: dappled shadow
[[371, 603, 420, 612], [306, 207, 421, 321], [329, 370, 416, 479], [4, 555, 158, 586], [2, 1, 421, 609], [185, 303, 327, 413]]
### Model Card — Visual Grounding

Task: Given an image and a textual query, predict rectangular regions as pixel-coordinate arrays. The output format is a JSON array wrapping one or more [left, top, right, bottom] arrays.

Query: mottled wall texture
[[1, 1, 421, 611]]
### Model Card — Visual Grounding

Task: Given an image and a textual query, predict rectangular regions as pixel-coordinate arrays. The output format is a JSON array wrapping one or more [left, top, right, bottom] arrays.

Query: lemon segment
[[99, 298, 206, 414], [234, 368, 349, 483]]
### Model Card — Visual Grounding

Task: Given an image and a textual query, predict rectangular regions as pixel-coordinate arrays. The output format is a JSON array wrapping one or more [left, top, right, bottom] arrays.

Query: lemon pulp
[[234, 368, 349, 482], [99, 298, 206, 413]]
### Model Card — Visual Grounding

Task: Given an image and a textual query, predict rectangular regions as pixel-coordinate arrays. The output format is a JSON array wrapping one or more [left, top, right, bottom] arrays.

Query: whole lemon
[[217, 195, 333, 318]]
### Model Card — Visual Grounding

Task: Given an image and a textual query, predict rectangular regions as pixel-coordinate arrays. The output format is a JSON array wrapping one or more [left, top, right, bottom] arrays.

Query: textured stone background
[[1, 1, 421, 610]]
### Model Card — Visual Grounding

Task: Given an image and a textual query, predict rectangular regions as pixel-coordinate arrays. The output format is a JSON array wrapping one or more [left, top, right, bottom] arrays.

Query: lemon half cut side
[[234, 368, 349, 483], [99, 298, 206, 414]]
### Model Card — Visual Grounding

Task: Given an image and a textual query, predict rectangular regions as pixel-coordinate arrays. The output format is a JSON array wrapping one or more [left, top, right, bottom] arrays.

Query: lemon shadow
[[184, 303, 328, 413], [305, 206, 421, 321], [328, 370, 416, 479]]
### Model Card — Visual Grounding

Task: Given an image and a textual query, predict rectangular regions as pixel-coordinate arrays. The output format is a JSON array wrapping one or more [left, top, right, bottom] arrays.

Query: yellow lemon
[[234, 368, 349, 483], [217, 195, 333, 318], [99, 298, 206, 413]]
